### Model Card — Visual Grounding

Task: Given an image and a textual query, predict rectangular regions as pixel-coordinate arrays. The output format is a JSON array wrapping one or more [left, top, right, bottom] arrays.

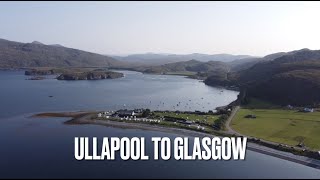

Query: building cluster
[[96, 109, 206, 131], [97, 109, 161, 123], [97, 111, 114, 119], [163, 116, 205, 130]]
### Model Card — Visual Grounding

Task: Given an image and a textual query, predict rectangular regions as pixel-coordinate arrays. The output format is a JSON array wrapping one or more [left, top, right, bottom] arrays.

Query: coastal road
[[225, 105, 240, 135], [222, 106, 320, 169]]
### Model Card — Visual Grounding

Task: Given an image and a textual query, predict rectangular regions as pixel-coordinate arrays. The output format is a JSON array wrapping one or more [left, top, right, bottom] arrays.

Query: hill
[[0, 38, 125, 68], [228, 52, 288, 72], [138, 59, 230, 78], [112, 53, 254, 66], [205, 49, 320, 106]]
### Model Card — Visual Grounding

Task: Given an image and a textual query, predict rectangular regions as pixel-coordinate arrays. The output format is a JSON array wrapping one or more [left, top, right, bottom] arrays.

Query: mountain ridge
[[111, 53, 256, 66], [0, 38, 125, 68], [205, 48, 320, 106]]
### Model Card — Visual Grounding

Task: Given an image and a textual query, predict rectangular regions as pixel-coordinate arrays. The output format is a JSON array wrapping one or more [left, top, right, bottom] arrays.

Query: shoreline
[[33, 111, 320, 170]]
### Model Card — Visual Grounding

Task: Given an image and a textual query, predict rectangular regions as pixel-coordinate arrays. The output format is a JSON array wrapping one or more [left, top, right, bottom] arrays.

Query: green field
[[232, 108, 320, 150], [154, 111, 219, 125]]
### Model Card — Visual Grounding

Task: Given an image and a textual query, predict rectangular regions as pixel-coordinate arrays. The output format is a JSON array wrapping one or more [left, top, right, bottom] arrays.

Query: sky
[[0, 1, 320, 56]]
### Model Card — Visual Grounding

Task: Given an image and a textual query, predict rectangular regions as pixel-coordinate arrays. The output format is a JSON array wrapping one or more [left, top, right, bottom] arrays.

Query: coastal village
[[95, 103, 318, 137], [96, 109, 209, 131], [89, 100, 320, 163], [30, 92, 320, 169]]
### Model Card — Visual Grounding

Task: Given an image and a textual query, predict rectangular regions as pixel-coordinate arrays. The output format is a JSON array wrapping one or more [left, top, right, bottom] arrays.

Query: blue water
[[0, 70, 319, 178], [0, 70, 238, 119]]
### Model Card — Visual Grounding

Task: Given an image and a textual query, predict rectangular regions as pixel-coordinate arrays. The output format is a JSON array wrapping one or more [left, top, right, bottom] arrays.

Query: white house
[[303, 108, 314, 113]]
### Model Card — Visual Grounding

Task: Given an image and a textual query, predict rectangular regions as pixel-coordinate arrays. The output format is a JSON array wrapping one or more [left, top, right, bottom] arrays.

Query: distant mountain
[[111, 53, 255, 66], [0, 38, 125, 68], [233, 49, 316, 84], [228, 52, 288, 72], [228, 50, 314, 72], [31, 41, 65, 48], [31, 41, 44, 45], [50, 44, 64, 48], [205, 48, 320, 106], [128, 59, 230, 81], [140, 59, 228, 73]]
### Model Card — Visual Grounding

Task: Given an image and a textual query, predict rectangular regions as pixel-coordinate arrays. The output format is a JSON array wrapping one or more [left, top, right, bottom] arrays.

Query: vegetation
[[203, 71, 231, 87], [139, 60, 230, 77], [0, 38, 124, 68], [205, 49, 320, 106], [241, 98, 281, 109], [153, 111, 220, 125], [213, 114, 229, 130], [232, 108, 320, 150], [57, 70, 123, 80], [142, 109, 151, 117], [25, 67, 97, 75], [96, 113, 230, 138], [24, 67, 124, 80]]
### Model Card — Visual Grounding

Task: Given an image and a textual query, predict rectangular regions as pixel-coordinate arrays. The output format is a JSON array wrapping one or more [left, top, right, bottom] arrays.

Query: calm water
[[0, 70, 238, 119], [0, 70, 319, 178]]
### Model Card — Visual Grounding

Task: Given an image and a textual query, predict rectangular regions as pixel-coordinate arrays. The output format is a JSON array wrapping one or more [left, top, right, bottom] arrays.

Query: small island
[[24, 67, 124, 80], [57, 70, 123, 80]]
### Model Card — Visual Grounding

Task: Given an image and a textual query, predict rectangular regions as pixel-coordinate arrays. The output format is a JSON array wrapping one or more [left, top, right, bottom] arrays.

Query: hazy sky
[[0, 1, 320, 56]]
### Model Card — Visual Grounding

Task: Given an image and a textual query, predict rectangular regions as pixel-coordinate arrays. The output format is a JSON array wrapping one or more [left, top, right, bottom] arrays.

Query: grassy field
[[154, 111, 219, 125], [231, 108, 320, 150]]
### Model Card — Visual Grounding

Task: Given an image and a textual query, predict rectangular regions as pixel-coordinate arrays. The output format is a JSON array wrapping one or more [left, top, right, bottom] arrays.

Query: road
[[225, 105, 240, 135]]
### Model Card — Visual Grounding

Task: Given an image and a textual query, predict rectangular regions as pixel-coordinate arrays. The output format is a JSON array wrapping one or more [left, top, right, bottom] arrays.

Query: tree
[[213, 114, 228, 130], [142, 109, 151, 117]]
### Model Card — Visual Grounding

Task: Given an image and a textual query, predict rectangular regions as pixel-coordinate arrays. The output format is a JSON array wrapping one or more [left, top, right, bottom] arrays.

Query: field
[[231, 108, 320, 150], [154, 111, 219, 125]]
